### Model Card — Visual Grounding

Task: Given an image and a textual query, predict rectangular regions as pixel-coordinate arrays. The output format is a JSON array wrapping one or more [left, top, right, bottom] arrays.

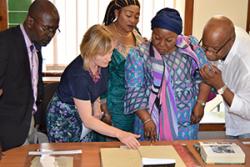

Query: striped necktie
[[30, 45, 39, 113]]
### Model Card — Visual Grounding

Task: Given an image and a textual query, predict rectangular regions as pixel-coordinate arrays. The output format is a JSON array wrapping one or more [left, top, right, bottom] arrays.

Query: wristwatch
[[197, 99, 206, 107], [217, 85, 227, 95]]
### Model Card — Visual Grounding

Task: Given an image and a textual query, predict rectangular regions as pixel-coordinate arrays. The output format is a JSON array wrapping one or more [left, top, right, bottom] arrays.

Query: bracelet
[[197, 99, 206, 107], [143, 118, 152, 125]]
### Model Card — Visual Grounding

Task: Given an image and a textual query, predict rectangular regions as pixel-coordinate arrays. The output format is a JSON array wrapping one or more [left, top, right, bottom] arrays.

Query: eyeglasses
[[199, 37, 232, 54], [30, 16, 60, 34]]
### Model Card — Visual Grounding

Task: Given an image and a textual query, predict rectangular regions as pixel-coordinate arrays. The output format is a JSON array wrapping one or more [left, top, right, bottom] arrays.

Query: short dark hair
[[28, 0, 58, 20]]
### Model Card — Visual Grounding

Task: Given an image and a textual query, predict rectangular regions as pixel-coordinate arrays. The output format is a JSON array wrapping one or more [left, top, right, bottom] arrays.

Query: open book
[[198, 141, 245, 164], [100, 145, 186, 167]]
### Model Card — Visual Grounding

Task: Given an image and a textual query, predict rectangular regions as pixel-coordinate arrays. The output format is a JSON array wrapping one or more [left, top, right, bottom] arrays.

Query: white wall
[[175, 0, 186, 26], [193, 0, 248, 39]]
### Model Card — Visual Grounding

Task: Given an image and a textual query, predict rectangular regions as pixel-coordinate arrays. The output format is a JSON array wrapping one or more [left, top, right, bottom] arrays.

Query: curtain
[[43, 0, 176, 71]]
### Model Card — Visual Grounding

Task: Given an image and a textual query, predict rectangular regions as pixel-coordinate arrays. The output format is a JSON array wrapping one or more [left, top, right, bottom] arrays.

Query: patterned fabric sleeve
[[188, 35, 208, 68], [124, 48, 149, 114], [177, 35, 209, 95], [189, 35, 208, 95]]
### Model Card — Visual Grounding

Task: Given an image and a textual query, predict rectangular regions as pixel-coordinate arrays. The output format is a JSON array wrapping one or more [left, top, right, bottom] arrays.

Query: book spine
[[173, 144, 201, 167]]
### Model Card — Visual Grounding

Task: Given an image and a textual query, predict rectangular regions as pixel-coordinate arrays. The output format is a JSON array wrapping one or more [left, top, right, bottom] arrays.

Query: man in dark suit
[[0, 0, 60, 151]]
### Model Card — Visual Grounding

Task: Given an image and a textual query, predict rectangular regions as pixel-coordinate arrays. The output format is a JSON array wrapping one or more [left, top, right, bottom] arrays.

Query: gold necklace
[[113, 23, 131, 38]]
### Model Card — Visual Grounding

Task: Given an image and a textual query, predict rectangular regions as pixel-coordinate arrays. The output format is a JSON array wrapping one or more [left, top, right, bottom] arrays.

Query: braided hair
[[103, 0, 140, 25]]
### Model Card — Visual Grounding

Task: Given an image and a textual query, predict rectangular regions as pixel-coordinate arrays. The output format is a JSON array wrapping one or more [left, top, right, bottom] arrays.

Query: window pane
[[43, 0, 178, 72]]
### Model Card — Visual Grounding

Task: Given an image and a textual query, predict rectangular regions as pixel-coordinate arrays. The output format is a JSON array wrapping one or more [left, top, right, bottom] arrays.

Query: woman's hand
[[0, 89, 3, 96], [100, 102, 112, 125], [191, 103, 204, 124], [117, 131, 140, 149], [92, 98, 103, 119], [74, 98, 138, 146], [135, 109, 157, 141], [143, 119, 157, 141], [102, 112, 112, 125]]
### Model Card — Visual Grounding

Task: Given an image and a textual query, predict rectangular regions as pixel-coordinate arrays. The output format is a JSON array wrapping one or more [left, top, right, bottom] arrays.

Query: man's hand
[[200, 65, 224, 89]]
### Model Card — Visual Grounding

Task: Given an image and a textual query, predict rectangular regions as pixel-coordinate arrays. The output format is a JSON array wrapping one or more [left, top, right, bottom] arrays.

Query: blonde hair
[[80, 24, 114, 70]]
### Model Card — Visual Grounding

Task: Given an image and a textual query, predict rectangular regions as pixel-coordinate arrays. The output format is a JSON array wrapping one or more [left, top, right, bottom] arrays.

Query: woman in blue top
[[124, 8, 211, 141], [47, 24, 140, 149]]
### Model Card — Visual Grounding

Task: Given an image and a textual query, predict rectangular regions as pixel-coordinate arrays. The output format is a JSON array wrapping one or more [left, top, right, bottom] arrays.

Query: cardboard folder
[[100, 145, 186, 167]]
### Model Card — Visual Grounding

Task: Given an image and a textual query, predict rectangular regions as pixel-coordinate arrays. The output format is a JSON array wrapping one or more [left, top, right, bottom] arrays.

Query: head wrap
[[151, 7, 183, 35]]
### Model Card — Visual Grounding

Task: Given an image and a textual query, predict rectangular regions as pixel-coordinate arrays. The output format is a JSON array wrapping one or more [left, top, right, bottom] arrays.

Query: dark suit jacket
[[0, 26, 44, 151]]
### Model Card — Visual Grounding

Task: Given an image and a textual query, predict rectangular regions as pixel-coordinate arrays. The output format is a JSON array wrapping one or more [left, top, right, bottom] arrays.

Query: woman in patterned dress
[[100, 0, 145, 134], [46, 24, 140, 149], [124, 8, 211, 141]]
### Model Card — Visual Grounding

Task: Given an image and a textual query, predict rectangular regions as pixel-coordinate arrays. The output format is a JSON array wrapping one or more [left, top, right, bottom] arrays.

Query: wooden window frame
[[184, 0, 194, 35], [247, 0, 250, 32], [0, 0, 7, 31]]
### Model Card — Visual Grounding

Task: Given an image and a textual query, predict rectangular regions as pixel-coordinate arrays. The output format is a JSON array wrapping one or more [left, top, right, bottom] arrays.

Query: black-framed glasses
[[30, 16, 60, 34], [199, 37, 232, 54]]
